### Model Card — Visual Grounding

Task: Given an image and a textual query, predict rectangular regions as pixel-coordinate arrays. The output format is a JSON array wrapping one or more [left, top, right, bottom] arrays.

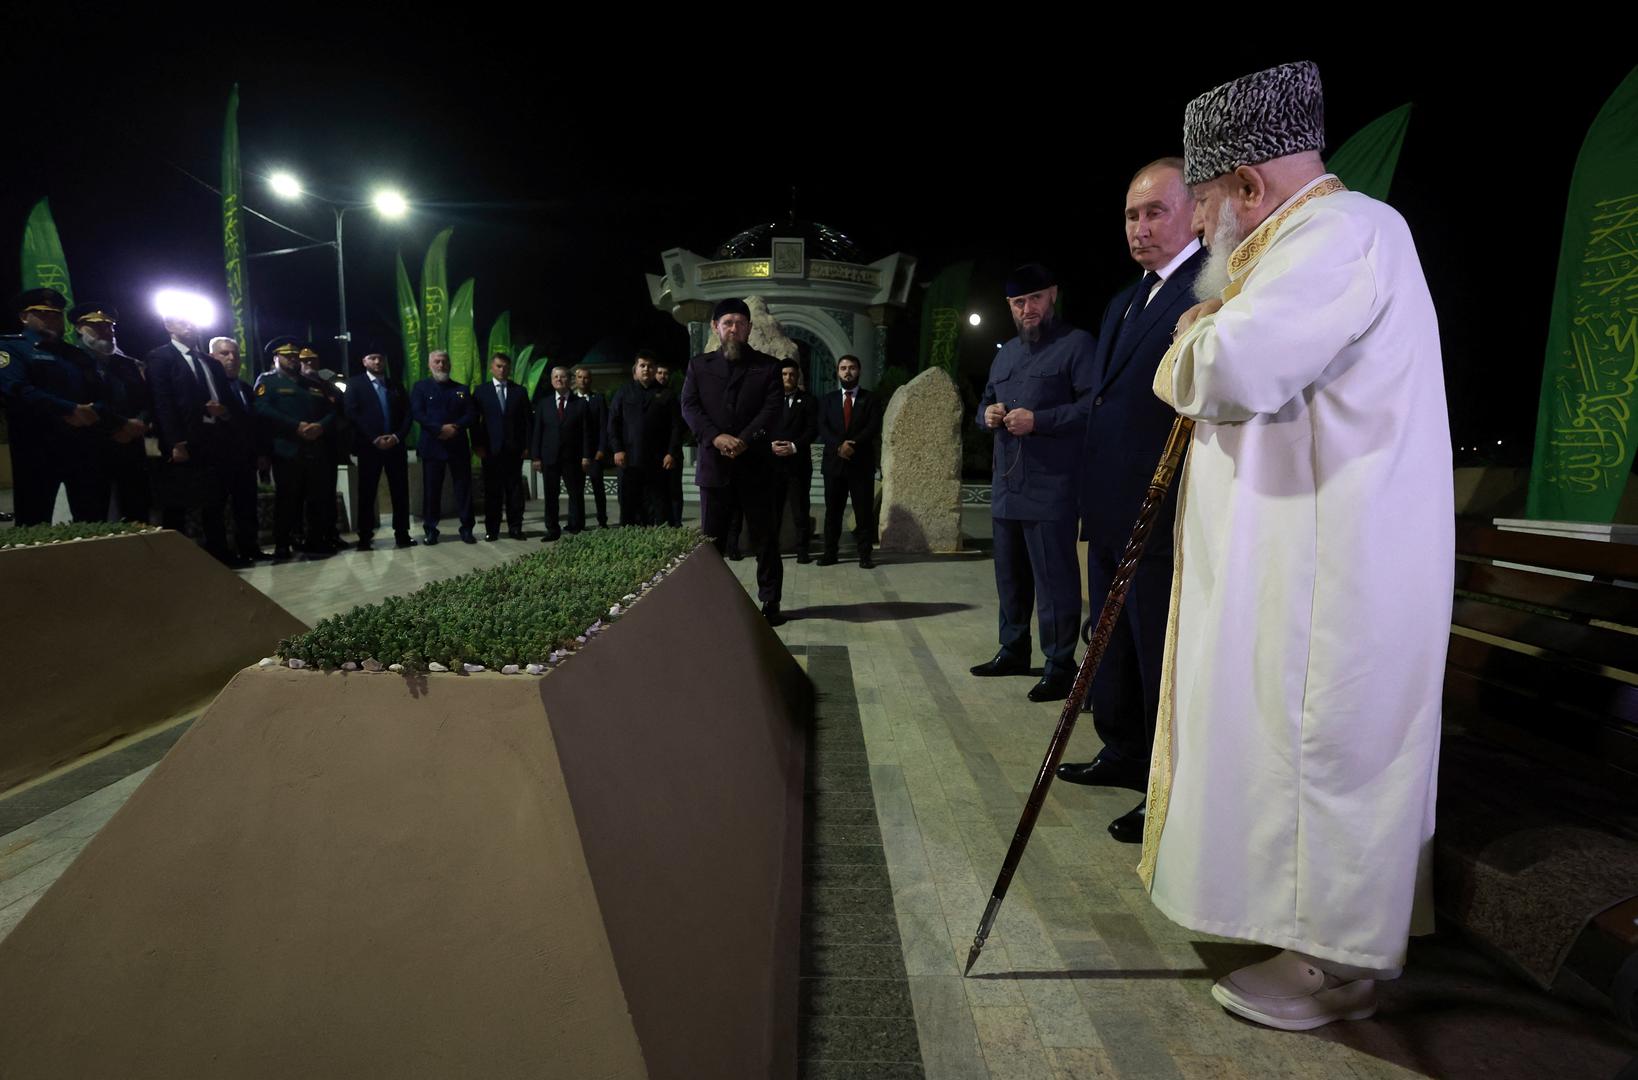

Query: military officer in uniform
[[0, 289, 112, 525], [409, 349, 476, 544], [972, 263, 1097, 703], [70, 302, 151, 524], [255, 337, 335, 560]]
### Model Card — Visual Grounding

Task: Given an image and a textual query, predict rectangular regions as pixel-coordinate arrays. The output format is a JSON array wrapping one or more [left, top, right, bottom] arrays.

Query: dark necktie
[[558, 395, 565, 421], [1114, 271, 1161, 354], [843, 390, 853, 430]]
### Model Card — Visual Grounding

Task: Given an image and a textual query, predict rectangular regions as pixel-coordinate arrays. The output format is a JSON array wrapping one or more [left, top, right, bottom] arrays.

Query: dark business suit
[[472, 378, 531, 537], [1080, 246, 1204, 763], [817, 385, 882, 562], [578, 390, 611, 526], [98, 351, 153, 524], [530, 387, 592, 537], [218, 373, 263, 556], [409, 377, 475, 536], [146, 339, 231, 552], [680, 346, 784, 605], [608, 380, 683, 527], [345, 371, 413, 542], [977, 319, 1098, 683], [775, 389, 818, 556]]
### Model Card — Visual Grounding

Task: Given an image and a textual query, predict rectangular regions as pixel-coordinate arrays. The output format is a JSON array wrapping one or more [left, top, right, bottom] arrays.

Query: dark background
[[7, 33, 1627, 469]]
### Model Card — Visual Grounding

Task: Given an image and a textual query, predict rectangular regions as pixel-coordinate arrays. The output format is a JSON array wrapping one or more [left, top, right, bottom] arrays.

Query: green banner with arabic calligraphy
[[1527, 67, 1638, 522], [421, 227, 453, 358], [917, 260, 972, 376], [221, 85, 251, 358]]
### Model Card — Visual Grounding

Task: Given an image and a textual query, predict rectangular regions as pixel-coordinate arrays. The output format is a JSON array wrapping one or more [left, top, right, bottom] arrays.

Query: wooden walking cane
[[965, 413, 1195, 976]]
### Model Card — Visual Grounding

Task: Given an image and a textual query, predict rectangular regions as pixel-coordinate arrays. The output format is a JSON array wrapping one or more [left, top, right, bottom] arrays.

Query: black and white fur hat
[[1183, 61, 1325, 186]]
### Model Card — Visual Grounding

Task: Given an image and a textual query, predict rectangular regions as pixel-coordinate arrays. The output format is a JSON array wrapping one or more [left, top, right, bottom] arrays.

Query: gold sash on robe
[[1137, 175, 1347, 889]]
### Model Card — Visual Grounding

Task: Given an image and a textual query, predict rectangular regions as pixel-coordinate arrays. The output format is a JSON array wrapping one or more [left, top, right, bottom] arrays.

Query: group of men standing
[[972, 61, 1453, 1034]]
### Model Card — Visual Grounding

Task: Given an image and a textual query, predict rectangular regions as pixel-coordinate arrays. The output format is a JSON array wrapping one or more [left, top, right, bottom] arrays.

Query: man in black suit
[[609, 350, 683, 527], [573, 365, 611, 527], [208, 335, 270, 561], [344, 348, 415, 550], [472, 351, 531, 540], [653, 361, 686, 527], [1054, 157, 1207, 845], [409, 349, 476, 544], [145, 307, 234, 561], [816, 354, 882, 569], [530, 364, 592, 540], [680, 298, 786, 623], [772, 358, 818, 562]]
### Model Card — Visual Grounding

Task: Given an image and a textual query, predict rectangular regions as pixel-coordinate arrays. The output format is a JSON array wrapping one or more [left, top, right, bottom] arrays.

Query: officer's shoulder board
[[255, 382, 267, 396]]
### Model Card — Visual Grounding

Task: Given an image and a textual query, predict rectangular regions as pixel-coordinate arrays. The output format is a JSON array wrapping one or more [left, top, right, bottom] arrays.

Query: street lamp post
[[259, 173, 407, 377]]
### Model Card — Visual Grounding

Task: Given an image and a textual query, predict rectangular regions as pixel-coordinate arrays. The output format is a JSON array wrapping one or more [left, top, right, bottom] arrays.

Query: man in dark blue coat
[[146, 306, 235, 559], [472, 351, 532, 540], [972, 264, 1097, 703], [1055, 159, 1206, 844], [409, 349, 476, 544], [609, 350, 683, 527], [0, 289, 114, 525], [529, 364, 593, 540], [681, 298, 786, 623], [345, 348, 415, 550]]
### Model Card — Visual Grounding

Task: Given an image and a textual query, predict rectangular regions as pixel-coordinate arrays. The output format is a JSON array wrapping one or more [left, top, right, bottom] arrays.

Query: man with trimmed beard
[[409, 350, 476, 544], [971, 264, 1097, 703], [653, 361, 686, 527], [681, 298, 785, 623], [816, 354, 880, 569], [1055, 159, 1205, 846], [573, 365, 611, 528], [1139, 61, 1452, 1031], [71, 303, 152, 524]]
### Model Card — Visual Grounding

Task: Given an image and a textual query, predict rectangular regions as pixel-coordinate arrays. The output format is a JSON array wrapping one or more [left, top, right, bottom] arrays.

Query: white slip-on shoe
[[1210, 950, 1378, 1031]]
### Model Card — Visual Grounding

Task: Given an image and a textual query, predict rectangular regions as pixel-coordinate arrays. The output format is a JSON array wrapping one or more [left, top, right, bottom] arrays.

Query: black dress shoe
[[858, 552, 876, 569], [300, 546, 333, 560], [1108, 801, 1146, 844], [1055, 752, 1148, 792], [816, 553, 839, 566], [796, 551, 812, 564], [485, 533, 499, 542], [356, 537, 373, 552], [762, 603, 786, 626], [247, 549, 274, 561], [460, 530, 477, 545], [726, 548, 744, 561], [541, 532, 560, 543], [272, 545, 293, 562], [508, 530, 526, 540], [395, 535, 416, 549], [1027, 675, 1072, 703], [970, 651, 1030, 677], [424, 532, 440, 546]]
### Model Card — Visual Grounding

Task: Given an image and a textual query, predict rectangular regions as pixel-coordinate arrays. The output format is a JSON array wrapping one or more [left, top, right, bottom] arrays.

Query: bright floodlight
[[153, 289, 216, 327], [968, 313, 982, 326], [270, 172, 303, 199], [373, 189, 408, 218]]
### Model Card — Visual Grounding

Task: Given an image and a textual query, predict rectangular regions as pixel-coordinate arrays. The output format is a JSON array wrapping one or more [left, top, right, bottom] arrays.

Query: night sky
[[9, 37, 1629, 468]]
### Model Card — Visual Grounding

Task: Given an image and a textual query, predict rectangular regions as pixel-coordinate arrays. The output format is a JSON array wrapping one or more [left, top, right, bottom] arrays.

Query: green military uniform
[[255, 338, 334, 558]]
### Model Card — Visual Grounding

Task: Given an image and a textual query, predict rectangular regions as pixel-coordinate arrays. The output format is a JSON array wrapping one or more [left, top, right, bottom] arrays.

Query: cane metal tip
[[964, 943, 982, 977]]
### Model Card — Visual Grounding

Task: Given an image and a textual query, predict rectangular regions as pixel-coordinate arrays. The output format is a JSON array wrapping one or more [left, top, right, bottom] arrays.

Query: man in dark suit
[[772, 358, 818, 561], [972, 263, 1098, 703], [1055, 159, 1206, 844], [409, 349, 476, 544], [680, 298, 786, 623], [71, 303, 151, 525], [816, 354, 882, 570], [344, 348, 415, 550], [208, 335, 270, 561], [653, 361, 686, 527], [472, 351, 531, 540], [530, 364, 592, 540], [146, 306, 235, 561], [609, 350, 683, 527], [298, 345, 345, 551], [574, 365, 611, 527]]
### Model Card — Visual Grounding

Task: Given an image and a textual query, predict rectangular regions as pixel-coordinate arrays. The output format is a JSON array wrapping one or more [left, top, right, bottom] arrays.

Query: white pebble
[[388, 664, 405, 673], [341, 662, 358, 671], [428, 662, 449, 672], [258, 657, 277, 667], [501, 664, 520, 675], [623, 593, 637, 602], [463, 663, 485, 673], [287, 659, 306, 669], [575, 635, 587, 645], [525, 664, 546, 675], [362, 659, 385, 672]]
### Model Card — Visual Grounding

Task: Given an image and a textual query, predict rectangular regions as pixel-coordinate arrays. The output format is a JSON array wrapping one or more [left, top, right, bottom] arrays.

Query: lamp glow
[[153, 289, 216, 327], [968, 313, 982, 326], [270, 172, 303, 199], [372, 190, 408, 218]]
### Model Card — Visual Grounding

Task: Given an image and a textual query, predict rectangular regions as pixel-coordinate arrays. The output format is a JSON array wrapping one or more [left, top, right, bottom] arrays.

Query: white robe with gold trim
[[1141, 176, 1452, 971]]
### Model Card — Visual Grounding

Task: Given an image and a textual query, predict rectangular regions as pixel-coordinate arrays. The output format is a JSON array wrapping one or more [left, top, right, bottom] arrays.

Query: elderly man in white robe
[[1138, 61, 1453, 1031]]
